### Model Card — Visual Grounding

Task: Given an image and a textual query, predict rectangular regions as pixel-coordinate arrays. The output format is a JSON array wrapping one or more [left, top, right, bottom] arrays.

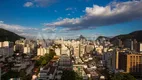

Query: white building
[[0, 41, 14, 48], [61, 44, 70, 56], [37, 47, 49, 56], [24, 47, 31, 54], [0, 41, 14, 58], [0, 42, 3, 47], [140, 43, 142, 52], [102, 49, 114, 71], [55, 48, 61, 56], [15, 39, 25, 46], [3, 41, 10, 47], [95, 45, 103, 55]]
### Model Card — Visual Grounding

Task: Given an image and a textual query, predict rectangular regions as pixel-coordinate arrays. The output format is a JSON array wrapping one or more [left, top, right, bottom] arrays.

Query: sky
[[0, 0, 142, 39]]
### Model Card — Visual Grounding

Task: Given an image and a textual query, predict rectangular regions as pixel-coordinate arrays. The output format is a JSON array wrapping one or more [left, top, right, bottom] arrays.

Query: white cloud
[[24, 0, 57, 8], [59, 28, 70, 33], [34, 0, 57, 7], [19, 33, 36, 38], [57, 17, 63, 20], [0, 21, 38, 37], [45, 0, 142, 31], [42, 27, 56, 33], [0, 21, 4, 24], [66, 7, 73, 11], [66, 7, 77, 12], [24, 2, 33, 7], [0, 21, 68, 39]]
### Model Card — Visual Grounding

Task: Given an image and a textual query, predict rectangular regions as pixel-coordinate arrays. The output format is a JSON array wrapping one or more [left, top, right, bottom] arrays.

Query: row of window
[[130, 67, 142, 73], [130, 56, 142, 62]]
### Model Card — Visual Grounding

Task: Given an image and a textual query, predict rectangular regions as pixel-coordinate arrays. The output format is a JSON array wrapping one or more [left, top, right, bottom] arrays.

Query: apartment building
[[119, 52, 142, 76], [110, 50, 142, 76], [24, 46, 31, 54], [0, 41, 14, 58], [37, 47, 49, 56]]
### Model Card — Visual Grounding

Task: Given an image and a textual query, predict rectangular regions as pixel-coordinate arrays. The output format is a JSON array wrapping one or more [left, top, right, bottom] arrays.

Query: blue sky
[[0, 0, 142, 39]]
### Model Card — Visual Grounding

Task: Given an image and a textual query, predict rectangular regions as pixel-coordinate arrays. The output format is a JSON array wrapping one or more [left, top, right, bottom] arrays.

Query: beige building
[[0, 41, 14, 48], [110, 50, 142, 77], [125, 54, 142, 73], [0, 42, 3, 47], [95, 45, 103, 55], [24, 47, 31, 54], [85, 45, 94, 54], [139, 43, 142, 52], [37, 47, 49, 56], [55, 48, 61, 56]]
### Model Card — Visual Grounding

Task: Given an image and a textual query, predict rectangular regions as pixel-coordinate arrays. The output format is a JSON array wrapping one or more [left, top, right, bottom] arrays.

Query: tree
[[35, 56, 44, 67], [111, 73, 136, 80], [61, 70, 82, 80], [61, 70, 75, 80], [35, 49, 56, 67], [123, 73, 136, 80], [1, 71, 19, 80], [41, 59, 47, 66], [111, 73, 123, 80], [75, 72, 83, 80]]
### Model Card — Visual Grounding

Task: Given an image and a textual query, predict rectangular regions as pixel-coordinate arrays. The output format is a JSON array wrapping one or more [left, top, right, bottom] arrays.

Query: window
[[130, 62, 132, 67], [130, 56, 132, 62], [136, 56, 138, 62]]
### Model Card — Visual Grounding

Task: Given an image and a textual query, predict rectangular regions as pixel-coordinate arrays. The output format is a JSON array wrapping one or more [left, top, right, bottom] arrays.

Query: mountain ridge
[[0, 28, 25, 42], [110, 30, 142, 42]]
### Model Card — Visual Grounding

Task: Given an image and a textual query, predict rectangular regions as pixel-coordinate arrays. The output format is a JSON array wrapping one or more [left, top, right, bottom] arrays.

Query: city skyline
[[0, 0, 142, 39]]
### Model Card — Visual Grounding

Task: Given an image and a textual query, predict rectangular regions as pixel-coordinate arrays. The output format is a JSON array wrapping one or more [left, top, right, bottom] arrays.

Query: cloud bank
[[0, 21, 59, 38], [44, 0, 142, 31], [0, 21, 38, 37]]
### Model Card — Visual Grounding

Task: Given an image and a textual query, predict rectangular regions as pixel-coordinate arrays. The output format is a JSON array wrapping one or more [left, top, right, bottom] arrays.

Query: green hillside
[[0, 28, 25, 42]]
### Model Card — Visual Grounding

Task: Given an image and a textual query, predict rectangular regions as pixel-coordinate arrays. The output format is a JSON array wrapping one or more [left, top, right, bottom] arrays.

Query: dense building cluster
[[0, 36, 142, 80]]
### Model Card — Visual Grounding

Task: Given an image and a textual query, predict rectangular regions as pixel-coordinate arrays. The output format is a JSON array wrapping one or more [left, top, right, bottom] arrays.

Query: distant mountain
[[96, 36, 110, 41], [76, 35, 87, 40], [110, 30, 142, 42], [0, 28, 25, 42]]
